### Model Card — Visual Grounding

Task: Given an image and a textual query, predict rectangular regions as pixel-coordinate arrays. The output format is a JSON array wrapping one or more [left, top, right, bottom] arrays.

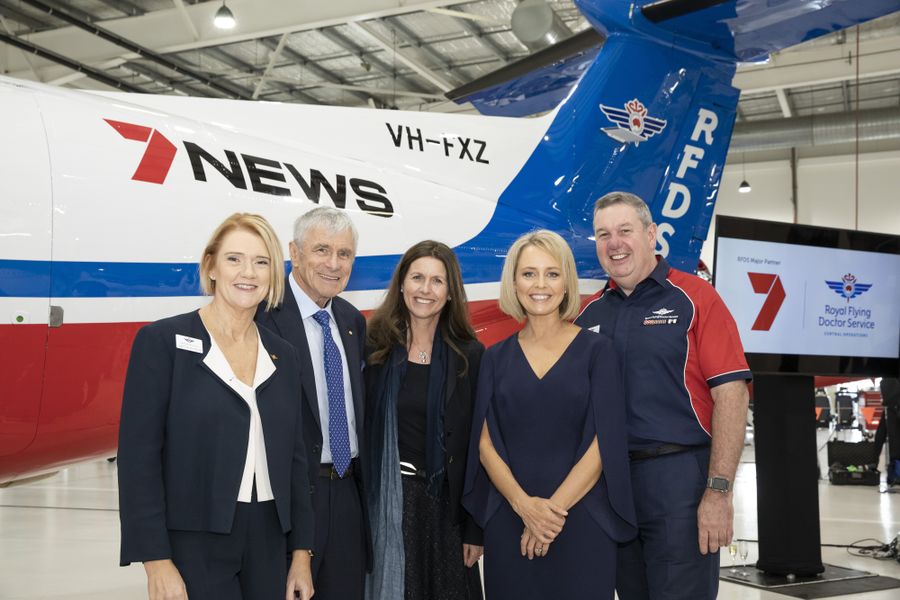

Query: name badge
[[175, 334, 203, 354]]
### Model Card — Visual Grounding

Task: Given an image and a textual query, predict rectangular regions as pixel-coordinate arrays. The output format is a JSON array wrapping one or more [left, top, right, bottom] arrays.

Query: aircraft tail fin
[[462, 0, 898, 277], [465, 14, 739, 276]]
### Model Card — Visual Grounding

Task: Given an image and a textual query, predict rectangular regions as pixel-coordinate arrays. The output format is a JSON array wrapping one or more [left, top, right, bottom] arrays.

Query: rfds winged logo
[[651, 308, 674, 316], [825, 273, 872, 302], [599, 98, 667, 146]]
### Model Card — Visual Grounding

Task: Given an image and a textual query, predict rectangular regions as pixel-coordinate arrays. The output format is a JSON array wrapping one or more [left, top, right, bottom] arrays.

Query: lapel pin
[[271, 354, 278, 360], [348, 330, 353, 336]]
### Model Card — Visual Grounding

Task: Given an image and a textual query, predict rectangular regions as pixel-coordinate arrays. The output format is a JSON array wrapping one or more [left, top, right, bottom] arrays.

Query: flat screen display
[[713, 216, 900, 377]]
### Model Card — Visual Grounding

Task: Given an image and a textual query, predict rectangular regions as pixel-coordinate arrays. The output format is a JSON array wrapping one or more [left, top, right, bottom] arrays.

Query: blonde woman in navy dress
[[118, 213, 315, 600], [462, 230, 636, 600]]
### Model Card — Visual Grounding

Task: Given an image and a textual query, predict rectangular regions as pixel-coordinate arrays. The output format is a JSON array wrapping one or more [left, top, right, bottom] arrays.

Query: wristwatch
[[706, 476, 731, 493]]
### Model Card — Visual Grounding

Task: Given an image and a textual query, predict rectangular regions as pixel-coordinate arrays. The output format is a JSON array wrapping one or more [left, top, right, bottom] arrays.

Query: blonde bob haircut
[[199, 212, 285, 311], [498, 229, 580, 322]]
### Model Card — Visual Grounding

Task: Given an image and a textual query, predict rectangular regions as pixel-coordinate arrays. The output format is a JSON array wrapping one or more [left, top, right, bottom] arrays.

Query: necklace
[[407, 330, 432, 364]]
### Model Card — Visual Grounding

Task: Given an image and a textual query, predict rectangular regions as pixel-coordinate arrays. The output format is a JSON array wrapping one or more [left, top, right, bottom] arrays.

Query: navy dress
[[463, 330, 636, 600]]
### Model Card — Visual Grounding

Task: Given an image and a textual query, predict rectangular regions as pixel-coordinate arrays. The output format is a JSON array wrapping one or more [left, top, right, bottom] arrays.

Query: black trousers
[[311, 471, 366, 600], [170, 499, 286, 600], [616, 447, 719, 600]]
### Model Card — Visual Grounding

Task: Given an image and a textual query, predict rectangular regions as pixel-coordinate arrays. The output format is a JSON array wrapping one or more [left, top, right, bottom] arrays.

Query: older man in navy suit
[[257, 207, 370, 600]]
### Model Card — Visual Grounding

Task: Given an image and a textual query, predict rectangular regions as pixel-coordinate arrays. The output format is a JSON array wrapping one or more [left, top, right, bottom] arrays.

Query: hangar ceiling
[[0, 0, 898, 153]]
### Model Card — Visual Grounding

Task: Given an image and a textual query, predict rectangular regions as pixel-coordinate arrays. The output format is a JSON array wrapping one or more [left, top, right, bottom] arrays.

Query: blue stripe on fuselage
[[0, 253, 513, 298]]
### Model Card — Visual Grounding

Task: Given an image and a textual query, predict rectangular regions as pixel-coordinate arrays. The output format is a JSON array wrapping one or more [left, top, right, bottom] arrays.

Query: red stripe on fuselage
[[0, 322, 141, 482], [0, 325, 47, 466]]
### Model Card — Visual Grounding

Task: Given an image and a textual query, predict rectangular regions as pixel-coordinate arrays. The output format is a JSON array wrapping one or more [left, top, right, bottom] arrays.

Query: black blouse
[[397, 362, 430, 471]]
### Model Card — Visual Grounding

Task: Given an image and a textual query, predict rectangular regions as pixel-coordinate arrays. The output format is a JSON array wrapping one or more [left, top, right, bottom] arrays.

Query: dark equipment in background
[[827, 440, 880, 486], [815, 390, 831, 428], [874, 378, 900, 485], [835, 392, 856, 430]]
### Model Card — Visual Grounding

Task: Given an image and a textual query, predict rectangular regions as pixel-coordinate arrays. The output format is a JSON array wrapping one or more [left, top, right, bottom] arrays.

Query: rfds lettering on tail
[[655, 106, 726, 263]]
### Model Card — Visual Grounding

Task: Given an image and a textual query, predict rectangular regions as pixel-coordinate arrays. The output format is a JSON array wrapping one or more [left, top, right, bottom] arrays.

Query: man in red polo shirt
[[576, 191, 751, 599]]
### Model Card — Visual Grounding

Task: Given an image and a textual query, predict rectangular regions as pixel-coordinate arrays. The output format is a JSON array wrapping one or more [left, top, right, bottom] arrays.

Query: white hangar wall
[[701, 149, 900, 273]]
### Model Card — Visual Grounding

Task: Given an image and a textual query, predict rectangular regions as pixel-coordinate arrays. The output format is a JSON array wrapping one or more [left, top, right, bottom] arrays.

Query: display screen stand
[[753, 373, 825, 577]]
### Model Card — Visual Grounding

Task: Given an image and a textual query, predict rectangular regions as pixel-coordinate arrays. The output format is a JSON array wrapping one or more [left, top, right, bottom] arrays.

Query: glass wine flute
[[738, 540, 750, 576], [728, 543, 738, 574]]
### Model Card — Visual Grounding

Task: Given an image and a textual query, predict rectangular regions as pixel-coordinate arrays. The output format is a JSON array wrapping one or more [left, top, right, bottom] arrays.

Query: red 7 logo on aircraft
[[747, 273, 786, 331], [104, 119, 177, 184]]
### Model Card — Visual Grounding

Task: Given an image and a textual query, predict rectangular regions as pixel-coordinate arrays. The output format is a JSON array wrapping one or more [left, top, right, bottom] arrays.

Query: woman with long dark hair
[[365, 240, 484, 600]]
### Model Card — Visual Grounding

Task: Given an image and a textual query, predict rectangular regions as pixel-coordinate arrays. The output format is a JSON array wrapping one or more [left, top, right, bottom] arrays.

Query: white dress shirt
[[203, 326, 276, 503], [289, 274, 359, 463]]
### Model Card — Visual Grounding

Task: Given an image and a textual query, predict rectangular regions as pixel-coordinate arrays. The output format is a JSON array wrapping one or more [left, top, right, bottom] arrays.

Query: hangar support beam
[[202, 45, 319, 104], [731, 106, 900, 151], [0, 30, 144, 92], [317, 26, 430, 95], [451, 13, 512, 63], [346, 21, 453, 92], [734, 33, 900, 94], [383, 16, 461, 85], [14, 0, 252, 99], [257, 36, 373, 105], [0, 0, 475, 83]]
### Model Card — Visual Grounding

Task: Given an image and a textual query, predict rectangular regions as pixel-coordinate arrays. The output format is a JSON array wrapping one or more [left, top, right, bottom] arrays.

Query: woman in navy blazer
[[118, 213, 315, 600]]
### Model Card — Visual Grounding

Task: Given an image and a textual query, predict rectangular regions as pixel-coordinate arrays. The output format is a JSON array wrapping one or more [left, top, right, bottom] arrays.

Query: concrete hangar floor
[[1, 430, 899, 600]]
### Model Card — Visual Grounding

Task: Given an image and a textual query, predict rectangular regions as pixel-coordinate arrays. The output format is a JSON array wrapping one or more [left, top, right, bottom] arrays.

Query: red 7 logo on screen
[[747, 273, 786, 331]]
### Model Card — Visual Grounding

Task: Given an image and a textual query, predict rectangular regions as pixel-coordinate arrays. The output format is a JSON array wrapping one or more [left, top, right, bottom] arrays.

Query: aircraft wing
[[640, 0, 900, 63], [451, 0, 899, 117], [446, 29, 603, 117]]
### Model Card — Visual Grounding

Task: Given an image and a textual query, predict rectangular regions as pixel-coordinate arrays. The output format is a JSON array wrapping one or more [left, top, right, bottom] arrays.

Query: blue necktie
[[312, 310, 351, 477]]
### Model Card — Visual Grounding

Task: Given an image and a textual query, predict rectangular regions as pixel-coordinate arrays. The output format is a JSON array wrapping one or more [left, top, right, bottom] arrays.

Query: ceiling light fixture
[[738, 152, 751, 193], [214, 1, 236, 30]]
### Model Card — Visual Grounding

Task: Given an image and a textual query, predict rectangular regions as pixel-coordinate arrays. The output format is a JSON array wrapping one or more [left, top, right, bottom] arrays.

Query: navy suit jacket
[[118, 310, 314, 566], [255, 277, 372, 567]]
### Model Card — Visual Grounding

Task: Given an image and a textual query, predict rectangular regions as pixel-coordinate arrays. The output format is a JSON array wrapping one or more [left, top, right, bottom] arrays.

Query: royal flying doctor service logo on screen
[[714, 238, 900, 359]]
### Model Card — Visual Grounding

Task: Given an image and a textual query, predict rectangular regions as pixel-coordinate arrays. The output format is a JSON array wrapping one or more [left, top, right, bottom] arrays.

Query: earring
[[400, 287, 404, 293], [447, 296, 451, 301], [210, 274, 216, 281]]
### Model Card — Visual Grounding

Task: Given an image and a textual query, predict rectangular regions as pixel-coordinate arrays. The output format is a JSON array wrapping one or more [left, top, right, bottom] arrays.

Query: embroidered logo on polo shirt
[[643, 307, 679, 326]]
